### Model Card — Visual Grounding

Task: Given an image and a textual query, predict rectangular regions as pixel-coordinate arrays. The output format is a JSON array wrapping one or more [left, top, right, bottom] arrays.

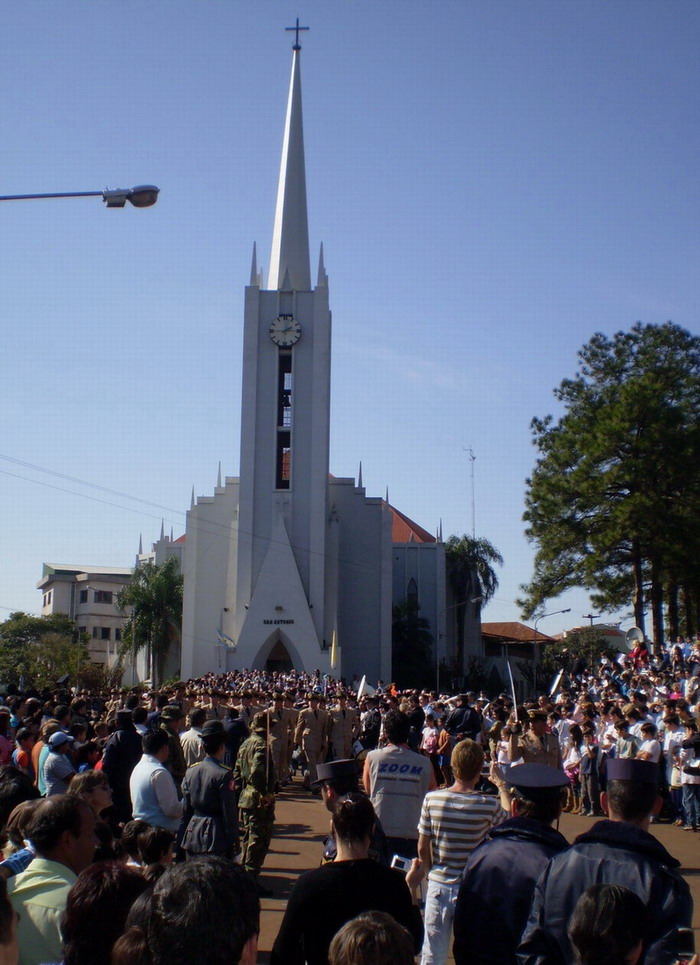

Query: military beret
[[311, 759, 359, 786], [606, 758, 658, 784], [504, 763, 569, 803]]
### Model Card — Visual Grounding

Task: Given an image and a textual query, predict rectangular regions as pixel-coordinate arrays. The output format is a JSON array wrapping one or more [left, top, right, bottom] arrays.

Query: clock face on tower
[[269, 314, 301, 347]]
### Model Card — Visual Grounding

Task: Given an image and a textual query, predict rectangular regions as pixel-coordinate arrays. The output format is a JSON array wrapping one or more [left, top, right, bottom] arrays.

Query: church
[[146, 35, 447, 684]]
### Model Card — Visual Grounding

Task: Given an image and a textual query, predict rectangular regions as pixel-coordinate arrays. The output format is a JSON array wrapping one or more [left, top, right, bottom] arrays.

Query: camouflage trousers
[[239, 805, 275, 876]]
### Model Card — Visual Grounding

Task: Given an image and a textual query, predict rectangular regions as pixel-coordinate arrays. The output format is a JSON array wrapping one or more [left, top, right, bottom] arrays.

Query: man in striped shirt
[[414, 739, 506, 965]]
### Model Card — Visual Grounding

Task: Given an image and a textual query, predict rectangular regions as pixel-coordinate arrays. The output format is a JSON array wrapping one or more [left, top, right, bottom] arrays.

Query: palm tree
[[445, 535, 504, 671], [116, 556, 183, 687]]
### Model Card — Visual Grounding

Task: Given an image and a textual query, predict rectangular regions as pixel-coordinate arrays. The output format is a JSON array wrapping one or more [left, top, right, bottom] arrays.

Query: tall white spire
[[268, 45, 311, 291]]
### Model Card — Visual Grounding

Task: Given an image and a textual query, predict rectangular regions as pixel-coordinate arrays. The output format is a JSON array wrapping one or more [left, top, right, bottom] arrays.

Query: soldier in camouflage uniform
[[234, 712, 276, 897]]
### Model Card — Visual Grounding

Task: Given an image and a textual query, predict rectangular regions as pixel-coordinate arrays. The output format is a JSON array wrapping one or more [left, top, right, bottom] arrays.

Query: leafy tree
[[25, 633, 90, 690], [0, 612, 82, 686], [116, 557, 183, 687], [520, 322, 700, 649], [445, 535, 504, 670], [392, 598, 433, 689]]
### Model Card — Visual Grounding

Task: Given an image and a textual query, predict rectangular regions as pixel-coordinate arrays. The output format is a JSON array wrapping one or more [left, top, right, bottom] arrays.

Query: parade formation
[[0, 642, 697, 962]]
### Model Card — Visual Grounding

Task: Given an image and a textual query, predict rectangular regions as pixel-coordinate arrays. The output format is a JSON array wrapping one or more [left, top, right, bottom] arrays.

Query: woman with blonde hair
[[414, 739, 507, 965]]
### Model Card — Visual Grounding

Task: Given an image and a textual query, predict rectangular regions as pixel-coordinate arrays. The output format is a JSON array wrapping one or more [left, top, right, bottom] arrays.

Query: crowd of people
[[0, 648, 696, 964]]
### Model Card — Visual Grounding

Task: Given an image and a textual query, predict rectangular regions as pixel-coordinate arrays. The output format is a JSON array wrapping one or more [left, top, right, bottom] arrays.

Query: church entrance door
[[266, 639, 294, 672]]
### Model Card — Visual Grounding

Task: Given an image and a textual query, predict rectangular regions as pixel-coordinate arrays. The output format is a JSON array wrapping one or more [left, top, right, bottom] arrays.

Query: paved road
[[256, 779, 700, 962]]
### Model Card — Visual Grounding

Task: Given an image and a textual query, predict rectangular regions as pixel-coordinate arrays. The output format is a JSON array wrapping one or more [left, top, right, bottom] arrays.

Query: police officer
[[181, 719, 239, 860], [518, 758, 692, 965], [509, 710, 562, 769], [235, 712, 276, 897], [454, 764, 569, 965]]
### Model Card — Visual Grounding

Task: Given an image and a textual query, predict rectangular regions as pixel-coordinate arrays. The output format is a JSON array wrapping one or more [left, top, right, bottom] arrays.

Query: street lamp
[[0, 185, 159, 208], [531, 607, 571, 692], [533, 607, 571, 645]]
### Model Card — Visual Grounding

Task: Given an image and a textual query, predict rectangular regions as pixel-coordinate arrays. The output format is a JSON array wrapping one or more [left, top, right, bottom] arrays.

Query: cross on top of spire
[[285, 17, 309, 50]]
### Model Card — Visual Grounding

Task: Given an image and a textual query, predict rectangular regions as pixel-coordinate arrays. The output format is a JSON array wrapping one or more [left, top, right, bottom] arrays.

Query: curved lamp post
[[533, 608, 571, 668], [0, 185, 159, 208]]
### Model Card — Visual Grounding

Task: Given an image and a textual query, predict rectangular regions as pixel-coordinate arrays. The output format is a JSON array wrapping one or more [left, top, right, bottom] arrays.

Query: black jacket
[[517, 820, 692, 965], [444, 705, 481, 742], [101, 726, 143, 822], [453, 817, 568, 965]]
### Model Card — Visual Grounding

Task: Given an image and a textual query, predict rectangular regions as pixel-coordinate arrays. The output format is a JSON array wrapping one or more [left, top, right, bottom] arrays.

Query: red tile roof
[[385, 503, 436, 544], [481, 622, 554, 643]]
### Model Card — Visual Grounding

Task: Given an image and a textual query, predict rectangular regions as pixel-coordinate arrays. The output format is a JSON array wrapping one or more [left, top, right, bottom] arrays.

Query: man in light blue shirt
[[129, 729, 183, 832], [9, 795, 97, 965]]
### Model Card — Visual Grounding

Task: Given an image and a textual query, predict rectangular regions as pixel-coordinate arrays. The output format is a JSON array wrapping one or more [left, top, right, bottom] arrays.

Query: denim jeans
[[420, 878, 461, 965], [682, 784, 700, 826]]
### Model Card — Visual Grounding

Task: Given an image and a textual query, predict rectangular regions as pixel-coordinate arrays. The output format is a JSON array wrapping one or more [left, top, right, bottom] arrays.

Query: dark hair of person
[[121, 820, 150, 861], [569, 724, 583, 748], [94, 820, 120, 862], [132, 707, 148, 725], [125, 694, 140, 711], [568, 883, 647, 965], [383, 710, 410, 745], [331, 793, 376, 845], [202, 732, 226, 756], [0, 766, 41, 830], [27, 795, 88, 855], [55, 704, 70, 721], [3, 798, 42, 851], [189, 708, 207, 728], [606, 780, 657, 823], [329, 911, 414, 965], [142, 863, 167, 886], [148, 857, 259, 965], [0, 878, 14, 945], [74, 741, 100, 770], [516, 793, 562, 825], [142, 730, 169, 756], [62, 861, 149, 965], [138, 827, 175, 866]]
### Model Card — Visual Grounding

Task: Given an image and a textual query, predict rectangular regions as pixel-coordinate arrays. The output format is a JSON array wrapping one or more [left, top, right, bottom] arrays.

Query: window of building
[[277, 351, 293, 427], [100, 627, 111, 640], [115, 628, 121, 642], [275, 429, 291, 490], [94, 590, 113, 605], [92, 627, 99, 638], [407, 578, 418, 603], [79, 590, 88, 604], [78, 626, 87, 636]]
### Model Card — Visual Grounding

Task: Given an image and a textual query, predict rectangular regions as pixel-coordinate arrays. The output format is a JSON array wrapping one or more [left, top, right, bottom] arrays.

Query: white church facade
[[144, 39, 459, 685]]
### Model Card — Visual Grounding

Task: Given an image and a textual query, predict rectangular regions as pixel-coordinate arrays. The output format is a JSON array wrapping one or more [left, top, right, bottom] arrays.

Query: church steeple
[[268, 43, 311, 291]]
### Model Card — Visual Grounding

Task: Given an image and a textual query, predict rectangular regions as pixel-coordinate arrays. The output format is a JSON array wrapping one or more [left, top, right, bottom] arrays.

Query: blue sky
[[1, 0, 698, 639]]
